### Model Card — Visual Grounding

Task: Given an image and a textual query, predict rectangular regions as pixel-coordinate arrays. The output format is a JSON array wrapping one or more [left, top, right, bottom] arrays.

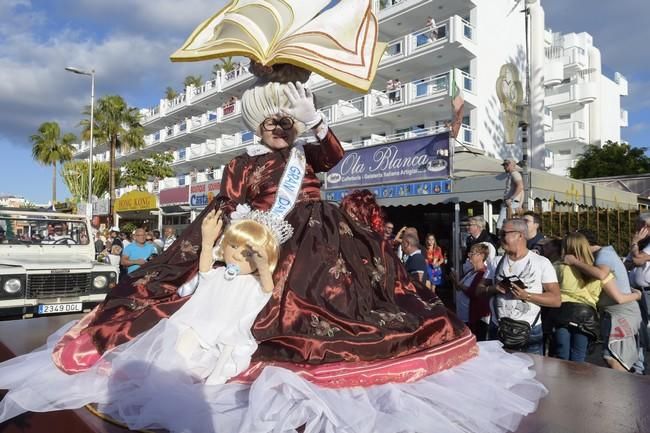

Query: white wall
[[599, 75, 623, 145], [474, 0, 528, 160]]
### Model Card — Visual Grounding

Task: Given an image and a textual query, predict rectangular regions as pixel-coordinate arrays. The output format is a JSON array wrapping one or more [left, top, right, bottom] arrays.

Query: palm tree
[[164, 86, 178, 101], [183, 74, 203, 88], [80, 95, 145, 222], [30, 122, 76, 208], [212, 57, 235, 77]]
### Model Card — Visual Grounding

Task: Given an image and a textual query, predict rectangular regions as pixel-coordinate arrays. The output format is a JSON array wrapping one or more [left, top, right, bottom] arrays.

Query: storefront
[[189, 179, 221, 221], [159, 186, 191, 235], [323, 134, 639, 273], [114, 190, 159, 232]]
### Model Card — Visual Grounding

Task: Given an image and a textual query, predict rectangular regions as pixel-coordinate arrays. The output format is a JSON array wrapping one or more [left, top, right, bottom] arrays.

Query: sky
[[0, 0, 648, 204]]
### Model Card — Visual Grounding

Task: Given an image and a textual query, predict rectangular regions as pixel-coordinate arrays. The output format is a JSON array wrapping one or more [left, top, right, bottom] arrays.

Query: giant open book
[[170, 0, 386, 92]]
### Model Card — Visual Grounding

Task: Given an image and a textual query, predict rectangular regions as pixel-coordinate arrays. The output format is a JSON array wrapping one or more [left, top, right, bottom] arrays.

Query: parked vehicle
[[0, 209, 117, 319]]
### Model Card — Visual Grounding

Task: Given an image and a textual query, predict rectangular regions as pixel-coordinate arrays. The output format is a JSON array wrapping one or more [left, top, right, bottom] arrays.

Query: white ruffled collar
[[246, 144, 273, 156]]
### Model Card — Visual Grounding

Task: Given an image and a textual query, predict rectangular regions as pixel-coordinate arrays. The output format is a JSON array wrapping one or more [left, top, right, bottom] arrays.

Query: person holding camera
[[485, 219, 560, 354], [121, 228, 158, 274]]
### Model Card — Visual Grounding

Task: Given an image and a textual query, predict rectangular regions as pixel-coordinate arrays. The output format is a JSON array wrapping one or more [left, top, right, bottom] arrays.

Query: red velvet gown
[[53, 128, 472, 375]]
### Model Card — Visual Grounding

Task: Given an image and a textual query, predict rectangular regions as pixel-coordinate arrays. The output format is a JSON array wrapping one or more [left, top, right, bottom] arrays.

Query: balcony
[[140, 64, 254, 131], [340, 123, 476, 151], [375, 0, 477, 40], [545, 81, 597, 111], [545, 121, 587, 145], [316, 69, 475, 138]]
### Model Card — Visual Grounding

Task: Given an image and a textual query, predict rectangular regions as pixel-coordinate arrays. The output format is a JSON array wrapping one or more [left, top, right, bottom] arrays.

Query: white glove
[[281, 82, 321, 129]]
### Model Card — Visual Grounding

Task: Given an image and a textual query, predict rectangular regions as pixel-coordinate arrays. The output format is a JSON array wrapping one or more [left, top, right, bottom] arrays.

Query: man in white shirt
[[486, 218, 560, 354], [163, 226, 177, 252], [496, 159, 524, 230]]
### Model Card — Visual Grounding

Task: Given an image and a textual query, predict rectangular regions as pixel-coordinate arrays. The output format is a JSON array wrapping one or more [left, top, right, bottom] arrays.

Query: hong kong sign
[[189, 180, 221, 208], [114, 191, 157, 212], [324, 132, 451, 190]]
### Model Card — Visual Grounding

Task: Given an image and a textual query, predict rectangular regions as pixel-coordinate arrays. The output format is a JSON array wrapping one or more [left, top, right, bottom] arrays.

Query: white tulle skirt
[[0, 319, 547, 433]]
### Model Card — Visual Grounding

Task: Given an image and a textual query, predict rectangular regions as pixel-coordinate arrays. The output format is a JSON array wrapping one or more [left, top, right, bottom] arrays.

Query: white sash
[[270, 143, 306, 219]]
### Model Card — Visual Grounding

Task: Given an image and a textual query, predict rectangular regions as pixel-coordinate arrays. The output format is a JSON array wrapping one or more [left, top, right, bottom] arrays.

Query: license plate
[[37, 303, 83, 315]]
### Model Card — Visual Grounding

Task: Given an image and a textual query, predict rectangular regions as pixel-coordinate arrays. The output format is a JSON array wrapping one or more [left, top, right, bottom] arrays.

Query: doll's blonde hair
[[215, 219, 280, 273]]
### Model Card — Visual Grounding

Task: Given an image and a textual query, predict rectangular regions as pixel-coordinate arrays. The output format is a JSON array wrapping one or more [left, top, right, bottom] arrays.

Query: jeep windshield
[[0, 216, 90, 246]]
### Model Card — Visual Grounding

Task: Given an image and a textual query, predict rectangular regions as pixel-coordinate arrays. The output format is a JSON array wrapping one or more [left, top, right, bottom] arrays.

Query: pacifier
[[224, 263, 240, 280]]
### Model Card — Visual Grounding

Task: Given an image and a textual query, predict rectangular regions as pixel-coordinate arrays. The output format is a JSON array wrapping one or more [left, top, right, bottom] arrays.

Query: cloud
[[0, 0, 226, 149]]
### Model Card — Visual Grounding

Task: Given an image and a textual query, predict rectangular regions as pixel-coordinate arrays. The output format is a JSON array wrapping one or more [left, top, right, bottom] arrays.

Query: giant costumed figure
[[0, 2, 547, 432]]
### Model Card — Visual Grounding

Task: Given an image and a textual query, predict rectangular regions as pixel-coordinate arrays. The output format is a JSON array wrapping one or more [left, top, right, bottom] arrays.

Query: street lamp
[[65, 66, 95, 220]]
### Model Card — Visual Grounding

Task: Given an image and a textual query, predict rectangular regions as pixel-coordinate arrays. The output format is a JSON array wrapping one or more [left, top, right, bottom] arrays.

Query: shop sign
[[325, 179, 453, 202], [114, 190, 157, 212], [324, 132, 451, 190], [159, 186, 189, 206], [189, 180, 221, 208]]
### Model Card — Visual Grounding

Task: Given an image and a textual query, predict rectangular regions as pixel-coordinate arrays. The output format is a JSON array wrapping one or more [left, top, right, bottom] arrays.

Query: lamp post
[[65, 66, 95, 220]]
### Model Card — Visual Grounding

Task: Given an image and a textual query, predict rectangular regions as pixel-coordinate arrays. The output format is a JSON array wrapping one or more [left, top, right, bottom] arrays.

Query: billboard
[[189, 180, 221, 208], [324, 132, 451, 190]]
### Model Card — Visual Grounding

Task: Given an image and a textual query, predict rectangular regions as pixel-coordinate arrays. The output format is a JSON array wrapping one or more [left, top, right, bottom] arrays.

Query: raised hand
[[281, 82, 321, 128], [246, 243, 274, 293], [201, 209, 224, 246]]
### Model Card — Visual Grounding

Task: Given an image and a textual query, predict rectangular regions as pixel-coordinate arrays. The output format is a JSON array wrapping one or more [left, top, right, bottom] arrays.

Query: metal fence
[[541, 208, 639, 256]]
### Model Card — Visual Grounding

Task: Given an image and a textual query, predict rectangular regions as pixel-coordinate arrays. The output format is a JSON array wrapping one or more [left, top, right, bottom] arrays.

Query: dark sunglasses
[[261, 116, 294, 131]]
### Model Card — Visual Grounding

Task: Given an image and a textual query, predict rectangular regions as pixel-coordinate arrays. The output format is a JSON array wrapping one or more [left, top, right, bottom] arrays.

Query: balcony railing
[[546, 121, 587, 143], [140, 63, 252, 124], [342, 124, 475, 150]]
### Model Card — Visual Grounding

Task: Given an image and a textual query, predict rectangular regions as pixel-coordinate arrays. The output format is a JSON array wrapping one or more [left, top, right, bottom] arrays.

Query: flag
[[450, 69, 464, 139]]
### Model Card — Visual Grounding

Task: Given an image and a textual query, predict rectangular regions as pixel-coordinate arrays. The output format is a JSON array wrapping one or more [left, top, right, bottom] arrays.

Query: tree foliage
[[569, 141, 650, 179], [80, 95, 145, 219], [30, 121, 76, 206], [61, 160, 114, 202], [120, 153, 174, 190], [164, 86, 178, 101], [183, 74, 203, 88], [212, 57, 235, 77]]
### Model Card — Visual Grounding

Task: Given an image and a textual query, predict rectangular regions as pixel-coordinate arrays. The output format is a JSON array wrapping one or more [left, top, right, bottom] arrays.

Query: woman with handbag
[[553, 232, 641, 362]]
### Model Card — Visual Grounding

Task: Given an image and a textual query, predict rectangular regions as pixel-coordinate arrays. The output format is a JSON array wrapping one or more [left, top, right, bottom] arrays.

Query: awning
[[375, 152, 638, 209], [159, 186, 189, 207], [161, 205, 192, 215]]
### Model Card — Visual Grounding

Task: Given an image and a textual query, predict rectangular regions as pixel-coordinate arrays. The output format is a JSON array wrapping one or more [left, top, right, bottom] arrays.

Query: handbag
[[496, 316, 537, 350], [552, 302, 600, 340]]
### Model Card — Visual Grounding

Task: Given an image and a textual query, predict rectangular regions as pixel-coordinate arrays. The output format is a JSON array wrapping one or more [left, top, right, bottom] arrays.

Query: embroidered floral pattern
[[328, 255, 350, 280], [134, 271, 160, 287], [371, 309, 407, 327], [338, 221, 353, 237], [367, 257, 386, 288], [249, 164, 266, 196], [180, 240, 199, 261], [310, 313, 341, 337]]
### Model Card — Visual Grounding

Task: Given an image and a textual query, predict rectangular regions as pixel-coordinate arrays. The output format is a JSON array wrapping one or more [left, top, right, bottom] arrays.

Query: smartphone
[[508, 276, 525, 290]]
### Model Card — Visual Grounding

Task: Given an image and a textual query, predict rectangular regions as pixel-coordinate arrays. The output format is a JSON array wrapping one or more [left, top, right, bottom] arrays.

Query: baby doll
[[171, 207, 284, 384]]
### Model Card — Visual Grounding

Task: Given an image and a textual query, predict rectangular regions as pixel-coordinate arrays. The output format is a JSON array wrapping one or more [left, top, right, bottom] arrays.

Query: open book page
[[171, 0, 385, 92]]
